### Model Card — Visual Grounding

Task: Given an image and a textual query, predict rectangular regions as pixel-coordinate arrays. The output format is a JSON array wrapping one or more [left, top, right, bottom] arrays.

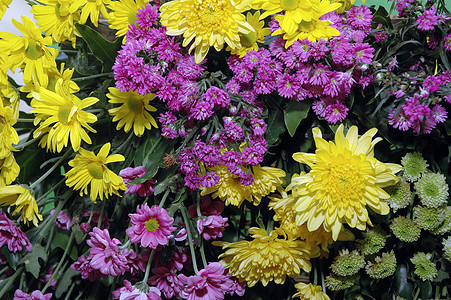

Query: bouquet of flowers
[[0, 0, 449, 298]]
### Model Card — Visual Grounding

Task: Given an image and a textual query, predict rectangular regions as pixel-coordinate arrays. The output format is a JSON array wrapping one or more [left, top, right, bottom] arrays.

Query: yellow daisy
[[0, 75, 20, 118], [31, 0, 81, 47], [107, 87, 158, 137], [0, 101, 19, 159], [30, 79, 98, 153], [0, 185, 43, 226], [108, 0, 149, 39], [0, 0, 12, 20], [0, 152, 20, 186], [202, 164, 285, 207], [65, 142, 127, 202], [214, 227, 320, 287], [70, 0, 111, 27], [290, 124, 402, 241], [293, 282, 330, 300], [229, 11, 270, 58], [0, 16, 58, 86], [160, 0, 255, 64]]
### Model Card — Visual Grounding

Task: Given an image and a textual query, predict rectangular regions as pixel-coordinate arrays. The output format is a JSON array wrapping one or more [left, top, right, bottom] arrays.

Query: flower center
[[145, 217, 159, 232], [87, 163, 104, 179], [298, 20, 315, 32], [127, 96, 142, 113], [58, 106, 72, 123], [324, 160, 364, 202], [25, 41, 43, 60], [281, 0, 298, 10], [240, 31, 257, 47]]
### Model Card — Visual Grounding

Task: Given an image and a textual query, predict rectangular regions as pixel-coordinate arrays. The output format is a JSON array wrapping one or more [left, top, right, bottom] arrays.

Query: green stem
[[30, 150, 72, 190], [142, 249, 156, 283], [36, 177, 65, 206], [0, 267, 23, 298], [320, 260, 326, 293], [313, 260, 318, 285], [97, 200, 106, 229], [64, 282, 76, 300], [112, 133, 134, 154], [200, 239, 208, 268], [0, 266, 9, 276], [71, 73, 113, 81], [42, 232, 74, 293], [158, 190, 170, 208], [34, 197, 68, 243], [16, 136, 40, 150], [16, 118, 35, 123], [180, 207, 199, 273]]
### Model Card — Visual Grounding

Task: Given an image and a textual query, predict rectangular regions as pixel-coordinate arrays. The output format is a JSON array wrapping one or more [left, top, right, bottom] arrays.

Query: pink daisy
[[0, 210, 32, 253], [120, 166, 156, 197], [324, 103, 349, 123], [417, 6, 439, 31], [70, 254, 107, 282], [126, 204, 176, 249], [112, 280, 162, 300], [50, 209, 72, 230], [149, 267, 184, 299], [14, 290, 52, 300], [196, 215, 228, 241]]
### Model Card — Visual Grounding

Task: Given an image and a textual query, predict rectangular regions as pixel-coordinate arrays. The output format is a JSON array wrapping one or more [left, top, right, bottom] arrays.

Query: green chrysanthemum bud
[[410, 252, 437, 281], [431, 206, 451, 235], [412, 206, 442, 231], [401, 152, 428, 182], [414, 173, 449, 208], [390, 216, 421, 242], [324, 274, 356, 291], [365, 251, 397, 279], [385, 177, 412, 213], [331, 249, 365, 277], [357, 227, 386, 256], [443, 236, 451, 262]]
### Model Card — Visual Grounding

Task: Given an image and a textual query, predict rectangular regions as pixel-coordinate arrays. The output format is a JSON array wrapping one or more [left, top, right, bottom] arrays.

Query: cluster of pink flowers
[[188, 197, 228, 241], [112, 280, 162, 300], [120, 166, 157, 197], [13, 289, 52, 300], [0, 209, 32, 253], [416, 5, 448, 31]]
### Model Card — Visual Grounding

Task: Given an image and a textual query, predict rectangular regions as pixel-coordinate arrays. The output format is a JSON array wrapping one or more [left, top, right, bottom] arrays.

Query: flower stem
[[16, 135, 40, 150], [180, 206, 199, 273], [200, 239, 208, 268], [0, 267, 23, 298], [158, 190, 170, 208], [97, 200, 106, 228], [36, 177, 65, 206], [142, 249, 156, 283], [112, 133, 134, 154], [320, 259, 326, 293], [30, 150, 72, 190], [16, 118, 35, 123], [71, 73, 113, 81]]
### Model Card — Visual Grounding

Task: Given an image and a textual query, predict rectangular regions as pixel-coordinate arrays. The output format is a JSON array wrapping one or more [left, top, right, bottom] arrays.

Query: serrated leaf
[[265, 107, 286, 144], [72, 225, 85, 245], [20, 244, 47, 278], [154, 170, 181, 195], [55, 268, 79, 298], [284, 100, 310, 137], [51, 232, 78, 261], [75, 23, 122, 72]]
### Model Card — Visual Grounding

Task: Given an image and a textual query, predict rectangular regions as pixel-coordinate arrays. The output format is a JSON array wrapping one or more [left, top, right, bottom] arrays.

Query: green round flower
[[443, 236, 451, 262], [385, 177, 412, 213], [365, 251, 397, 279], [414, 173, 449, 208], [325, 274, 356, 291], [357, 227, 386, 256], [431, 206, 451, 235], [412, 206, 442, 231], [331, 249, 365, 277], [401, 152, 428, 182], [410, 252, 437, 281], [390, 216, 421, 242]]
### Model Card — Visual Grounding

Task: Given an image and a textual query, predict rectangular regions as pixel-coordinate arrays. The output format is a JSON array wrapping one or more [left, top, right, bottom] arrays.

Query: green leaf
[[283, 100, 310, 137], [51, 232, 78, 261], [15, 145, 46, 184], [266, 106, 286, 145], [395, 264, 413, 300], [420, 281, 433, 299], [75, 23, 122, 72], [55, 268, 79, 298], [20, 244, 47, 278], [1, 247, 19, 270], [67, 51, 98, 76], [154, 166, 180, 195], [72, 225, 85, 245]]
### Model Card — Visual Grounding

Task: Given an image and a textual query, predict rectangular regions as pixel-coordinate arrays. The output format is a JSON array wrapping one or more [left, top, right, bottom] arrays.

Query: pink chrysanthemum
[[444, 34, 451, 51], [50, 209, 72, 230], [346, 5, 372, 32], [70, 254, 106, 282], [197, 215, 229, 241], [0, 210, 32, 253], [120, 166, 156, 197], [417, 6, 439, 31], [325, 103, 349, 124], [178, 262, 234, 300], [149, 267, 184, 299], [87, 227, 128, 277], [112, 280, 162, 300], [13, 289, 52, 300], [126, 204, 176, 249]]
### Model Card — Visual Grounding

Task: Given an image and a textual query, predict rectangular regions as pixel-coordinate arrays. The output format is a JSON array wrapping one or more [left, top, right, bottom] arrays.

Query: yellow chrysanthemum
[[291, 124, 402, 241], [0, 0, 12, 20], [229, 11, 270, 58], [332, 0, 364, 14], [65, 142, 127, 202], [30, 79, 98, 153], [31, 0, 81, 47], [160, 0, 255, 64], [21, 63, 79, 97], [0, 152, 20, 186], [108, 0, 149, 38], [293, 282, 331, 300], [107, 87, 158, 137], [269, 187, 354, 252], [0, 185, 43, 226], [0, 101, 19, 159], [0, 16, 58, 86], [0, 75, 20, 118], [214, 227, 320, 287], [202, 164, 285, 207], [70, 0, 111, 27]]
